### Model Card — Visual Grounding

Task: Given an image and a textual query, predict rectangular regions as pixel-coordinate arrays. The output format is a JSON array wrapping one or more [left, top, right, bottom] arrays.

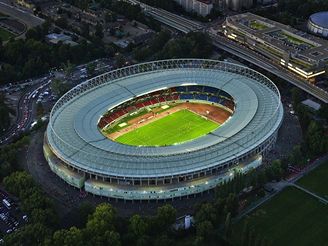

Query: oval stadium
[[43, 59, 284, 201], [308, 11, 328, 38]]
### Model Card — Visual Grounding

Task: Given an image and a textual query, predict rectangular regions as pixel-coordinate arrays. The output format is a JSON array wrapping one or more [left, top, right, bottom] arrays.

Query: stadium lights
[[181, 83, 197, 86]]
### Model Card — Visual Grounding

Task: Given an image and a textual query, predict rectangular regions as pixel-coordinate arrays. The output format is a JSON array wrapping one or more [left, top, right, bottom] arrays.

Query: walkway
[[291, 183, 328, 204]]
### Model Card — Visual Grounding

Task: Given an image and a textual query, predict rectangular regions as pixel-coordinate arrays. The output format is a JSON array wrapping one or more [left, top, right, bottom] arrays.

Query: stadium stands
[[98, 85, 235, 129]]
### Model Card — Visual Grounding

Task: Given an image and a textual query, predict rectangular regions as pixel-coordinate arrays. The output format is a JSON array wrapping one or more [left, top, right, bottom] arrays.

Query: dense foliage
[[0, 23, 114, 86], [0, 95, 11, 133]]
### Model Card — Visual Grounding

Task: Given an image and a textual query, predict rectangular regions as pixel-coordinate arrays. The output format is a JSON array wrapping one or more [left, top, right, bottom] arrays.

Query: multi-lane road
[[0, 0, 44, 28], [0, 78, 51, 145], [132, 0, 328, 103], [209, 32, 328, 103]]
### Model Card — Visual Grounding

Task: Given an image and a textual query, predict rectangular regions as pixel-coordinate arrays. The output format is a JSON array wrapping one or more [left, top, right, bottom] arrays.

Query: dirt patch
[[107, 103, 232, 140]]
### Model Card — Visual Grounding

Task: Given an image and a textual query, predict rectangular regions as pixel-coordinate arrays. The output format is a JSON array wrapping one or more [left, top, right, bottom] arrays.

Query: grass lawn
[[0, 27, 14, 41], [233, 187, 328, 246], [297, 161, 328, 199], [116, 109, 219, 146], [250, 21, 268, 30]]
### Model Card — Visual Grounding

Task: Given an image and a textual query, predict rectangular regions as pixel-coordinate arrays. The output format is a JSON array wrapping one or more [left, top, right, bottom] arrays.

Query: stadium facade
[[308, 12, 328, 39], [43, 59, 283, 200]]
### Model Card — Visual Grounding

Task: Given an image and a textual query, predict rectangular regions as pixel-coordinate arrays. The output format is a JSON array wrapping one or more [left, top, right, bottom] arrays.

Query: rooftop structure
[[301, 99, 321, 111], [223, 13, 328, 80], [46, 33, 77, 46]]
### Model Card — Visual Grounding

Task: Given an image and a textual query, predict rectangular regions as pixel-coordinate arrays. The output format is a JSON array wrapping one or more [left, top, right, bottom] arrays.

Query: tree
[[86, 63, 96, 77], [62, 61, 74, 77], [78, 202, 95, 227], [3, 171, 35, 196], [305, 121, 328, 157], [84, 203, 120, 245], [115, 54, 126, 68], [291, 87, 302, 107], [223, 212, 232, 240], [95, 23, 104, 39], [4, 223, 51, 246], [46, 227, 84, 246], [0, 95, 10, 132], [195, 203, 216, 225], [153, 204, 176, 232], [196, 220, 214, 242], [51, 79, 70, 97], [128, 215, 148, 238]]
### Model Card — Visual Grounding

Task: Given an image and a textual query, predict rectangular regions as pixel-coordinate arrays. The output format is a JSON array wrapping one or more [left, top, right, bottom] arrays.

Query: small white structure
[[301, 99, 321, 111], [46, 33, 77, 46]]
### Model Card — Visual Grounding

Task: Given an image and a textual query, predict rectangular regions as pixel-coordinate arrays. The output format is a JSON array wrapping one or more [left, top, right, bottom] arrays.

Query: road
[[0, 0, 44, 28], [210, 33, 328, 103], [131, 1, 328, 103], [0, 77, 51, 145]]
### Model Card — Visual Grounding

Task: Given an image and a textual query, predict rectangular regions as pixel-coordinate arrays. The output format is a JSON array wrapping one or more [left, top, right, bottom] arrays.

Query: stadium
[[43, 59, 283, 201], [308, 12, 328, 39]]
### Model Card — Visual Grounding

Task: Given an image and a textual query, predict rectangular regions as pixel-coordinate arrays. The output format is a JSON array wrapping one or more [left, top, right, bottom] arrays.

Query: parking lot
[[0, 189, 27, 238]]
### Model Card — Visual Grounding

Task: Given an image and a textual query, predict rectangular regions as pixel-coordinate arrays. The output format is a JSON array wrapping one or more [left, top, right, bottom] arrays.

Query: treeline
[[0, 23, 115, 86], [290, 88, 328, 165], [134, 31, 213, 61], [254, 0, 328, 26], [0, 95, 11, 133], [110, 1, 161, 31], [277, 0, 328, 19], [0, 155, 286, 245], [3, 171, 58, 245], [0, 136, 30, 180]]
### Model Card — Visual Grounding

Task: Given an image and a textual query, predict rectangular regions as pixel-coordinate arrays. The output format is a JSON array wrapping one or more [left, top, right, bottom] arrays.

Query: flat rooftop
[[226, 13, 328, 65]]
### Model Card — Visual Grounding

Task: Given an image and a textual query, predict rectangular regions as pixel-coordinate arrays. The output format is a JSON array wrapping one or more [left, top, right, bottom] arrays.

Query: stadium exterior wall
[[44, 59, 283, 200], [307, 12, 328, 38]]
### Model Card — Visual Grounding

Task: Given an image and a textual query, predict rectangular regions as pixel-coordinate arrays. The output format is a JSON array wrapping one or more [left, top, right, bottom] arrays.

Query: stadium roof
[[310, 12, 328, 29], [47, 59, 283, 178]]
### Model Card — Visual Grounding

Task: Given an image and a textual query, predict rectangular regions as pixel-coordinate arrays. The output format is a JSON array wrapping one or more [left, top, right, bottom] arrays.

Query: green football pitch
[[115, 109, 219, 146]]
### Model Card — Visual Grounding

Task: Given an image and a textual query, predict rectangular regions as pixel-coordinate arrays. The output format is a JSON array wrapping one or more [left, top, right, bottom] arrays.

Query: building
[[308, 12, 328, 39], [301, 99, 321, 111], [175, 0, 213, 17], [223, 13, 328, 80], [46, 33, 77, 46], [225, 0, 253, 11], [43, 59, 283, 201]]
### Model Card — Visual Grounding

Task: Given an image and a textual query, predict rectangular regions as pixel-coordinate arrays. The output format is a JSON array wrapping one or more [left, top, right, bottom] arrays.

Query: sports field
[[233, 187, 328, 246], [115, 109, 219, 146], [297, 161, 328, 198], [0, 27, 14, 41]]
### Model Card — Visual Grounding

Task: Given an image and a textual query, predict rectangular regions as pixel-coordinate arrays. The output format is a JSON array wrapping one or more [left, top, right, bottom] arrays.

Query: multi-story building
[[176, 0, 213, 17], [224, 0, 253, 11], [223, 13, 328, 80]]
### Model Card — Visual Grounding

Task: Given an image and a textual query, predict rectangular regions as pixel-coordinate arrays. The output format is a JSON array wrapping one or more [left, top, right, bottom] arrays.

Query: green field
[[233, 187, 328, 246], [115, 109, 219, 146], [0, 27, 14, 41], [250, 20, 268, 30], [297, 161, 328, 199]]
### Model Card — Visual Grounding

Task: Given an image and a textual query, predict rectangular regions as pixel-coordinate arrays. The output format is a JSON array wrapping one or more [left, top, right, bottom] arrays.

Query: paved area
[[0, 1, 44, 28], [23, 131, 215, 219], [291, 183, 328, 204], [265, 103, 303, 162]]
